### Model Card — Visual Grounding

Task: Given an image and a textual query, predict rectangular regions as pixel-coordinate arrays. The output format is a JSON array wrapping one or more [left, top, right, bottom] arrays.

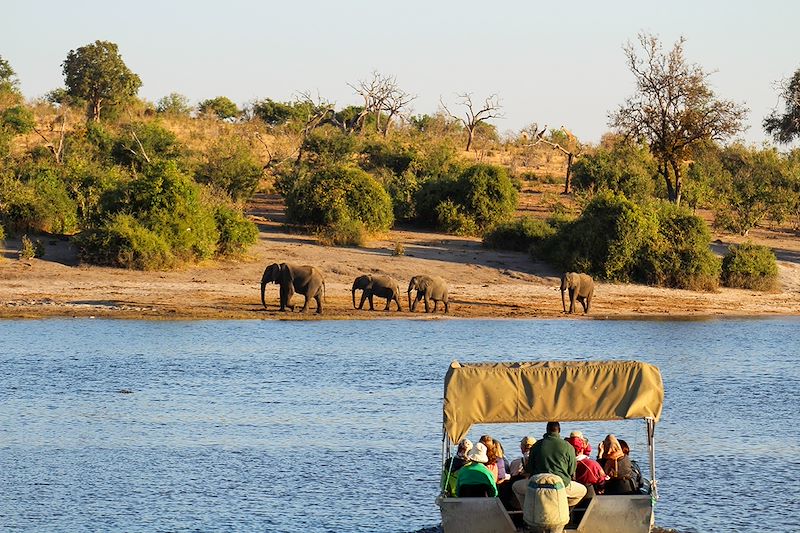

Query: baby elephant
[[407, 275, 449, 313], [352, 274, 402, 311], [261, 262, 325, 314], [561, 272, 594, 314]]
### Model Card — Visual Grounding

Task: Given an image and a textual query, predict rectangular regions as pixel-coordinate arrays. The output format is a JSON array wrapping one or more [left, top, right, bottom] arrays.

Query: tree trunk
[[91, 99, 102, 122], [563, 153, 574, 194], [670, 159, 682, 205], [465, 127, 475, 152], [661, 162, 675, 202]]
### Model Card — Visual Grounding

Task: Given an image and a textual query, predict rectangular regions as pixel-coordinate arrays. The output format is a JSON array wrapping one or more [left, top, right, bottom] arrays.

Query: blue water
[[1, 318, 799, 532]]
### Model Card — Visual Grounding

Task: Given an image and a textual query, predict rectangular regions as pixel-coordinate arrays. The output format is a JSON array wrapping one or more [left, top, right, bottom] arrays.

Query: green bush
[[316, 218, 366, 247], [111, 122, 183, 170], [195, 135, 263, 201], [0, 165, 79, 234], [571, 142, 656, 203], [436, 199, 478, 235], [94, 161, 220, 263], [19, 234, 44, 259], [301, 126, 358, 167], [415, 163, 518, 232], [546, 193, 720, 290], [483, 217, 556, 253], [214, 205, 258, 256], [639, 202, 720, 290], [721, 242, 778, 291], [285, 165, 394, 232], [198, 96, 239, 119], [77, 213, 174, 270], [548, 191, 658, 280]]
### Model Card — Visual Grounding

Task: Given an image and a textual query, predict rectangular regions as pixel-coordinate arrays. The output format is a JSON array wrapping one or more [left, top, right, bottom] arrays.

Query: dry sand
[[1, 194, 798, 320]]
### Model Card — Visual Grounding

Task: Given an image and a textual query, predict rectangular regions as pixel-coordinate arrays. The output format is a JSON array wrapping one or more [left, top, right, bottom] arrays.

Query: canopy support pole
[[440, 425, 451, 494], [646, 417, 658, 502]]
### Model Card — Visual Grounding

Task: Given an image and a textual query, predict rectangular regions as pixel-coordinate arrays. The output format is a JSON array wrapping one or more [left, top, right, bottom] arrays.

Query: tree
[[0, 55, 21, 96], [198, 96, 239, 119], [157, 93, 193, 116], [62, 40, 142, 122], [764, 67, 800, 144], [348, 72, 415, 136], [440, 93, 503, 151], [609, 33, 746, 205]]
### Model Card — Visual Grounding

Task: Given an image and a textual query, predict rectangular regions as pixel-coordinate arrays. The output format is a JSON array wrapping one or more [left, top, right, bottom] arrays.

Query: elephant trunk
[[261, 277, 268, 309], [561, 288, 566, 313], [352, 288, 357, 309]]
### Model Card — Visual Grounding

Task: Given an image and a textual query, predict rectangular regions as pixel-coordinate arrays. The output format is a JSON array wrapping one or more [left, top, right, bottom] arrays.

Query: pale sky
[[4, 0, 799, 145]]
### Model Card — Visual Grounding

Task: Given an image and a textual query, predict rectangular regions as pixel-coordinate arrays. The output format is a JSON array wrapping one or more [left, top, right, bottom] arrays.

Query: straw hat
[[467, 442, 489, 463], [569, 431, 584, 439], [520, 436, 536, 448]]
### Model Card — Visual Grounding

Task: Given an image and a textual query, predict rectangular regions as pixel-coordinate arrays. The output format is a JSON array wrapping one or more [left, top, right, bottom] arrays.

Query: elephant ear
[[280, 263, 294, 283]]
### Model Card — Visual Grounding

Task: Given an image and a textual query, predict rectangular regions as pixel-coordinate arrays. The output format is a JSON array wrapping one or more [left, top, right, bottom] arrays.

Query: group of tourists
[[443, 421, 643, 509]]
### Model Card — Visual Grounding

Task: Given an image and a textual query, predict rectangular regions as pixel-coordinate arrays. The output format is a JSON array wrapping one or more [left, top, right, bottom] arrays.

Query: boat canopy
[[443, 360, 664, 444]]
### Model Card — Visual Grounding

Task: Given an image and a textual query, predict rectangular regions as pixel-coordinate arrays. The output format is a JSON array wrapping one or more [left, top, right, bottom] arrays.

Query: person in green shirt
[[455, 442, 499, 497], [525, 421, 587, 506]]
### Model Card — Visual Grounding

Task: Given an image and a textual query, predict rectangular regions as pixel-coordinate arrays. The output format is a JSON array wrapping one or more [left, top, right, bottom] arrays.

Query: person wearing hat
[[597, 434, 637, 495], [565, 432, 607, 491], [509, 436, 536, 477], [455, 442, 498, 497], [442, 438, 473, 496]]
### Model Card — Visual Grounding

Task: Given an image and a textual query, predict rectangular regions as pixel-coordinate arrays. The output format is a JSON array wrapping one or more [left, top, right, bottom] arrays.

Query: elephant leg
[[383, 297, 391, 311], [585, 293, 592, 314], [315, 293, 323, 314], [569, 288, 576, 314], [444, 300, 449, 313], [433, 300, 439, 312], [395, 296, 402, 311], [368, 293, 375, 311], [358, 292, 368, 310], [424, 295, 430, 313]]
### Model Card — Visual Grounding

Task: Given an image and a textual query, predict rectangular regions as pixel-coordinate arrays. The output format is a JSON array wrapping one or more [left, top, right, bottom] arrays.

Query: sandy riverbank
[[2, 196, 798, 320]]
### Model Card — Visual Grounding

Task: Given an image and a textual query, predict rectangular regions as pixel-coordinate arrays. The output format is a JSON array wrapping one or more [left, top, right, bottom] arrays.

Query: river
[[1, 318, 798, 532]]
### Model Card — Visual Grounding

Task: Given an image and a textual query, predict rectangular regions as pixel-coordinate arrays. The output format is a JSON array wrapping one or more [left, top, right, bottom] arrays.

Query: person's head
[[619, 439, 630, 456], [479, 435, 494, 448], [494, 440, 505, 458], [546, 421, 561, 434], [520, 436, 536, 454], [457, 438, 473, 457], [582, 437, 592, 455], [467, 442, 489, 464], [565, 436, 587, 456], [600, 434, 623, 459]]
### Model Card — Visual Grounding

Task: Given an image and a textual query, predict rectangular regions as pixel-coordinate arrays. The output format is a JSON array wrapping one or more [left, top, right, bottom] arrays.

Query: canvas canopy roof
[[443, 360, 663, 443]]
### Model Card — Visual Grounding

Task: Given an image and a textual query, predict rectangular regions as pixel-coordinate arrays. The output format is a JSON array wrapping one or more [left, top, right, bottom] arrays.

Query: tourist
[[525, 421, 587, 506], [442, 438, 472, 496], [479, 435, 500, 482], [565, 432, 607, 491], [597, 434, 637, 495], [618, 439, 644, 492], [455, 442, 499, 497], [509, 436, 536, 477]]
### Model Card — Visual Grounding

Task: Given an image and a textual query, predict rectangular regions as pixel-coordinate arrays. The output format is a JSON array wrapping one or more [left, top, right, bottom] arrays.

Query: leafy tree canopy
[[157, 93, 193, 116], [764, 68, 800, 144], [62, 40, 142, 122], [198, 96, 239, 120]]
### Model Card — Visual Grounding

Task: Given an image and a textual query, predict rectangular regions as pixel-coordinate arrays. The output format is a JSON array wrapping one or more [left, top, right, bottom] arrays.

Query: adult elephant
[[261, 262, 325, 314], [352, 274, 402, 311], [561, 272, 594, 314], [407, 275, 449, 313]]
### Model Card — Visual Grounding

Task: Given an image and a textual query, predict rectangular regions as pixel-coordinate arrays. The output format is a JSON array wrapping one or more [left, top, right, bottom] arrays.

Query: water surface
[[1, 318, 798, 532]]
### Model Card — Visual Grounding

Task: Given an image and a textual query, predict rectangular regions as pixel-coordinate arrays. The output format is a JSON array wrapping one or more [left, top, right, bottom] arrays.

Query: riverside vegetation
[[1, 35, 798, 292]]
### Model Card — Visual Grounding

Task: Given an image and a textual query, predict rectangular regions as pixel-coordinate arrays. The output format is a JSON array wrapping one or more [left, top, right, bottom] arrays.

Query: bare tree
[[348, 71, 415, 136], [524, 124, 581, 193], [609, 33, 747, 205], [441, 93, 503, 151], [32, 111, 67, 164]]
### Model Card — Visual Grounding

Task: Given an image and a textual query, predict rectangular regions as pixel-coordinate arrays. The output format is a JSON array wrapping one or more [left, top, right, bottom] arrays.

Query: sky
[[4, 0, 799, 145]]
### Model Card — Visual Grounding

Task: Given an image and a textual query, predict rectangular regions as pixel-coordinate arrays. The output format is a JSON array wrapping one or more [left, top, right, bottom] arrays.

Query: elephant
[[561, 272, 594, 314], [407, 275, 449, 313], [352, 274, 402, 311], [261, 262, 325, 314]]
